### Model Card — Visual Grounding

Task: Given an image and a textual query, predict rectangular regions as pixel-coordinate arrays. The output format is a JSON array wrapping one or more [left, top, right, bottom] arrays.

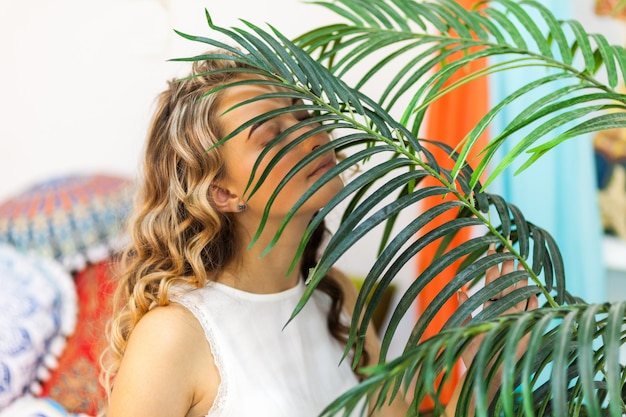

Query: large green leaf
[[295, 0, 626, 188], [321, 303, 626, 416], [172, 1, 626, 415]]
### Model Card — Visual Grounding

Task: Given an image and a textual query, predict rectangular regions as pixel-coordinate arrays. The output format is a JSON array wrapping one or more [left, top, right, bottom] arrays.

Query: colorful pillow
[[40, 260, 116, 415], [0, 174, 134, 272], [0, 395, 86, 417], [0, 245, 77, 410]]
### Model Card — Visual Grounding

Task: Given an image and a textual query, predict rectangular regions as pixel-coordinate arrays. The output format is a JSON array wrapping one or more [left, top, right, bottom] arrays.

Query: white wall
[[0, 0, 338, 199]]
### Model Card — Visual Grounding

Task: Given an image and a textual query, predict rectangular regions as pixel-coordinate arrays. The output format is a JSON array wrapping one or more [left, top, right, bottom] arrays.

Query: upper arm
[[107, 304, 218, 417]]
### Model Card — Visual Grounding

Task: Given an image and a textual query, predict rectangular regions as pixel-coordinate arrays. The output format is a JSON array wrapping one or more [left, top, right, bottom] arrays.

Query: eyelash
[[258, 111, 315, 147]]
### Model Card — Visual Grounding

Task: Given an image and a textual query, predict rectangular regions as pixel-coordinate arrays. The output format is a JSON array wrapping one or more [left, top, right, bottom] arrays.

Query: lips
[[308, 154, 336, 178]]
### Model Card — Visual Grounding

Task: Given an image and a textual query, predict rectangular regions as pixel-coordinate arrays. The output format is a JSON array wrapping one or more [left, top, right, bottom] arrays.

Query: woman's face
[[214, 77, 344, 220]]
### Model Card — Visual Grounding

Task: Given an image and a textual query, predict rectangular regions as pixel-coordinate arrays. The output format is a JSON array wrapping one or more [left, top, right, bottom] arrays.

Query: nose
[[284, 116, 328, 153], [301, 128, 328, 155]]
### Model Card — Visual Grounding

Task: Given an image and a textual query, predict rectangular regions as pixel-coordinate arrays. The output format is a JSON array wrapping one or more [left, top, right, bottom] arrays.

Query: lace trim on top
[[172, 295, 228, 417], [206, 279, 304, 302]]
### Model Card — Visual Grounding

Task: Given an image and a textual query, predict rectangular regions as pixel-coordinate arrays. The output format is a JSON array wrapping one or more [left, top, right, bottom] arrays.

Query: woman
[[101, 51, 536, 417]]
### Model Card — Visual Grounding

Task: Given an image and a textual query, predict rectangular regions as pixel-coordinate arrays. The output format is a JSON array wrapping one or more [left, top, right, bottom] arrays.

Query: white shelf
[[603, 236, 626, 272]]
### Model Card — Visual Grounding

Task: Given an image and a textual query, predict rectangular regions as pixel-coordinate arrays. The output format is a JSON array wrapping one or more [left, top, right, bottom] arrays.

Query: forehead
[[217, 77, 289, 121]]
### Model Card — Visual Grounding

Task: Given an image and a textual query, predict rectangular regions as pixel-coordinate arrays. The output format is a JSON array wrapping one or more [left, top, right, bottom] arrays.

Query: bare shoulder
[[125, 303, 206, 365], [135, 302, 202, 339], [108, 303, 219, 417]]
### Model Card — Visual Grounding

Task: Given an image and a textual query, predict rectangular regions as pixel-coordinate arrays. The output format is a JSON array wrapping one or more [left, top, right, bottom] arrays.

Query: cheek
[[244, 148, 327, 203], [256, 151, 303, 185], [221, 146, 259, 195]]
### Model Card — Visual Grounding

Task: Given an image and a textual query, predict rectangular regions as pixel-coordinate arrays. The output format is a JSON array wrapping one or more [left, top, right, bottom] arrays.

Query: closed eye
[[248, 119, 269, 139]]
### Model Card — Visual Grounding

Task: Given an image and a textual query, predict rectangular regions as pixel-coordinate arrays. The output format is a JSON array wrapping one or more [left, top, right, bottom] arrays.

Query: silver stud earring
[[237, 203, 248, 212]]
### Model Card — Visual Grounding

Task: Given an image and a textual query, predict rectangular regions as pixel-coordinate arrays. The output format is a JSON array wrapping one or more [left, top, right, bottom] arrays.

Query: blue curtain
[[488, 1, 606, 303]]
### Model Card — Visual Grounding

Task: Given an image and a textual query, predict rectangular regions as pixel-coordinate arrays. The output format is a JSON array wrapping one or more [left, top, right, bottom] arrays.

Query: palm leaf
[[322, 303, 626, 416], [295, 0, 626, 188], [172, 1, 626, 415]]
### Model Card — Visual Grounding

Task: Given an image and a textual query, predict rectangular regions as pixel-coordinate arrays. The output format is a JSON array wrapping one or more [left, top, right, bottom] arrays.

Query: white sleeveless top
[[171, 279, 364, 417]]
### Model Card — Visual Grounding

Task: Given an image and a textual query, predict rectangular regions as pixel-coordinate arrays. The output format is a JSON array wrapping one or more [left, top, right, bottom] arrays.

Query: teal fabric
[[488, 1, 606, 302]]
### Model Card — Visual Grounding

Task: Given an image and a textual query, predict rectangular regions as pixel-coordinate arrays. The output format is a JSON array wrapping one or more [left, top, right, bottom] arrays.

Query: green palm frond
[[320, 302, 626, 417], [295, 0, 626, 189], [172, 0, 626, 415]]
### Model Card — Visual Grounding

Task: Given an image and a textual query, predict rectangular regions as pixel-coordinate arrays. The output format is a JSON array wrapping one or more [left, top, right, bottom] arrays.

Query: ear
[[210, 185, 245, 213]]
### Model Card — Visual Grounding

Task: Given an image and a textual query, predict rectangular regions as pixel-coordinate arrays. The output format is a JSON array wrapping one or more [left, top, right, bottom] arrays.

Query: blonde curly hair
[[100, 51, 365, 413], [100, 53, 244, 399]]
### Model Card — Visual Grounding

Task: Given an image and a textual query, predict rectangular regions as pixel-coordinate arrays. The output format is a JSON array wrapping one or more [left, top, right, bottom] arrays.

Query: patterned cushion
[[40, 260, 116, 415], [0, 174, 133, 272], [0, 245, 77, 409], [0, 395, 81, 417]]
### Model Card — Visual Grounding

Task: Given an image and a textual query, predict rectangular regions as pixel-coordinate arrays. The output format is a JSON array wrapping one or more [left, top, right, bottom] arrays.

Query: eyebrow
[[247, 98, 301, 139]]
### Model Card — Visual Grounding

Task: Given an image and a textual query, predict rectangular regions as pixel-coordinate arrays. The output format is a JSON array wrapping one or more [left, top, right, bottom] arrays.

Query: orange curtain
[[415, 0, 490, 410]]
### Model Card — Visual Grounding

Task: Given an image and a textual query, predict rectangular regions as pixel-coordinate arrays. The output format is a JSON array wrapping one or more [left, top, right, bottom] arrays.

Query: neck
[[218, 215, 313, 294]]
